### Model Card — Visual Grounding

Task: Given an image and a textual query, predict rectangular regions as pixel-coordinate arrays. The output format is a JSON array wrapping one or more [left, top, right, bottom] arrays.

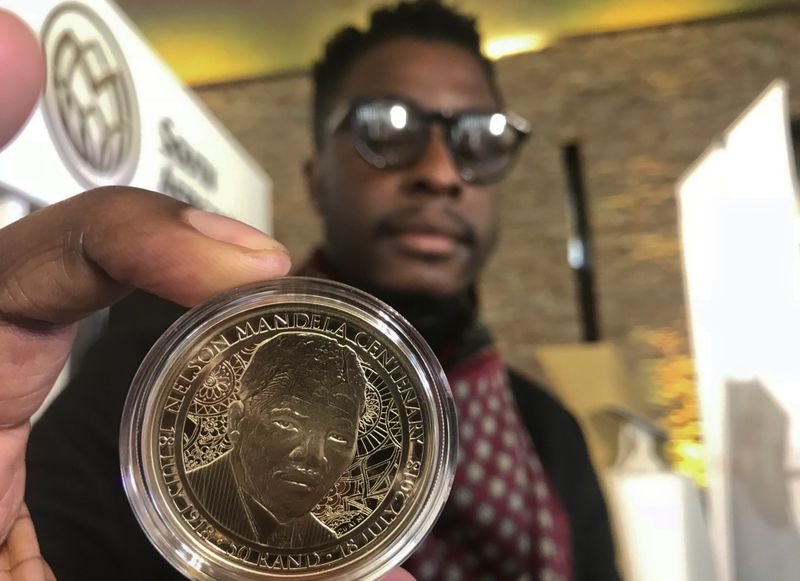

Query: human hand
[[0, 189, 292, 581], [0, 10, 292, 580]]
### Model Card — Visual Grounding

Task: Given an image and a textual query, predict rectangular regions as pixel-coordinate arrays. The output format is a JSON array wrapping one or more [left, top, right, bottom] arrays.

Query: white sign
[[0, 0, 272, 232], [678, 80, 800, 581]]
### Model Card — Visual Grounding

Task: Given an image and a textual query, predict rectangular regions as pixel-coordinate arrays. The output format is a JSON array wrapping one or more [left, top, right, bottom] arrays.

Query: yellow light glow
[[143, 29, 275, 86], [126, 1, 788, 84], [483, 33, 548, 60], [634, 326, 707, 488], [584, 0, 728, 32]]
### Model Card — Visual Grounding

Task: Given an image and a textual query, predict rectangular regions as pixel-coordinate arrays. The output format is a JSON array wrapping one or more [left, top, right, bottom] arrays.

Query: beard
[[363, 285, 477, 354], [310, 249, 479, 353]]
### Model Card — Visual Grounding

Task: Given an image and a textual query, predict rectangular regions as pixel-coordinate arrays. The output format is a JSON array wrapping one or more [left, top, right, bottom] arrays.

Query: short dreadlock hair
[[311, 0, 501, 150]]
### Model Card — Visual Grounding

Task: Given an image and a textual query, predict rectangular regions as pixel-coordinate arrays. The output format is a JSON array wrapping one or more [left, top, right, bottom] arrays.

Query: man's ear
[[304, 157, 323, 214], [228, 400, 245, 446]]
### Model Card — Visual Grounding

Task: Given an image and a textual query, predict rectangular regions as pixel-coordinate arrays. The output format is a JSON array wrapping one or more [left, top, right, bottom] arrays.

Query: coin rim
[[120, 277, 458, 580]]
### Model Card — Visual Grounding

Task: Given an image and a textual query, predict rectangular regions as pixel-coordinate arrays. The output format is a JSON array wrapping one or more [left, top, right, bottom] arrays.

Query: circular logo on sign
[[41, 3, 140, 187]]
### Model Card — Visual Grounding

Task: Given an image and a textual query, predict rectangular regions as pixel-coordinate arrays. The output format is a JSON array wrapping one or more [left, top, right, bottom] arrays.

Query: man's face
[[235, 387, 359, 521], [309, 38, 501, 297]]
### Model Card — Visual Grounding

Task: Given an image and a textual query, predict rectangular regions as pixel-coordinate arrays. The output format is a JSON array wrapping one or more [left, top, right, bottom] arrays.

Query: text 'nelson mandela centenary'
[[152, 307, 429, 570]]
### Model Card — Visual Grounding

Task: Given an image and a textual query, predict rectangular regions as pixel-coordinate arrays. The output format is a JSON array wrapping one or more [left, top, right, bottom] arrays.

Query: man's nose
[[289, 431, 327, 467], [404, 126, 462, 198]]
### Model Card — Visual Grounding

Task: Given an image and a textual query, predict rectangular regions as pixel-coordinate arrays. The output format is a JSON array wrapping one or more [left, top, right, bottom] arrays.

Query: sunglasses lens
[[450, 113, 522, 184], [351, 101, 428, 168]]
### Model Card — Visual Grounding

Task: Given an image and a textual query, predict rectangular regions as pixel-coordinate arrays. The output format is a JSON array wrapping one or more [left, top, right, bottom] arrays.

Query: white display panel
[[678, 80, 800, 581], [0, 0, 272, 232]]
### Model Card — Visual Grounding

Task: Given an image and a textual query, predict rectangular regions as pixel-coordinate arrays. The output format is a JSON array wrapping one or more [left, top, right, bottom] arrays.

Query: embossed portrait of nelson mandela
[[186, 333, 366, 548]]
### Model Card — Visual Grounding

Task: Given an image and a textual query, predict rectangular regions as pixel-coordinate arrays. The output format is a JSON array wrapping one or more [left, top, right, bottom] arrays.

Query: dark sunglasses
[[326, 97, 531, 185]]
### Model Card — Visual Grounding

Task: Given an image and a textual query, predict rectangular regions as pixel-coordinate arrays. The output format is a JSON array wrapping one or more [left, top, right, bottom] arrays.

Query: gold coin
[[121, 278, 457, 580]]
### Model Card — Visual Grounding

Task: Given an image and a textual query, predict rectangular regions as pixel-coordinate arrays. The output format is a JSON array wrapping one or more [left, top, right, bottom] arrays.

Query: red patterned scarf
[[299, 254, 571, 580]]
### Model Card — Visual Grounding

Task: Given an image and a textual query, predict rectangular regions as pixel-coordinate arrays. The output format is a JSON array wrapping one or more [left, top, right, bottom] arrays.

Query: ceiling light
[[483, 33, 548, 60]]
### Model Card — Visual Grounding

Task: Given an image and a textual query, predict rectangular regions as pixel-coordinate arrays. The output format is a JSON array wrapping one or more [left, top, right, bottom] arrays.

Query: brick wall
[[195, 6, 800, 404]]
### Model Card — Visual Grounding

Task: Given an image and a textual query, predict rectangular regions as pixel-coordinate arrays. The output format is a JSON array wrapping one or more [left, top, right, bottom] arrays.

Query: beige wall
[[195, 6, 800, 407]]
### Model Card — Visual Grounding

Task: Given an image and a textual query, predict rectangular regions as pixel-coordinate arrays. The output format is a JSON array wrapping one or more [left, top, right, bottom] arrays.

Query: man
[[18, 1, 618, 580], [186, 333, 366, 548], [300, 2, 619, 579]]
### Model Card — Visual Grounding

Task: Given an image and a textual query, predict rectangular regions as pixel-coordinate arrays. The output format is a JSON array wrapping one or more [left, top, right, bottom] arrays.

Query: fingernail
[[183, 208, 288, 253]]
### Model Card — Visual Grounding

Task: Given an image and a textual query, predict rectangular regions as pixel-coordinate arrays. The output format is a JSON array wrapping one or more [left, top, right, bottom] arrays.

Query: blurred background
[[115, 0, 800, 487]]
